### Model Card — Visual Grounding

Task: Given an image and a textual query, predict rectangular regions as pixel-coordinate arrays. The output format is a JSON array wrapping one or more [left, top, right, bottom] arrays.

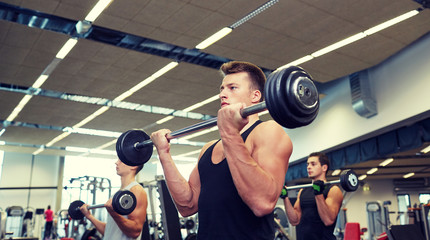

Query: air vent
[[349, 70, 378, 118]]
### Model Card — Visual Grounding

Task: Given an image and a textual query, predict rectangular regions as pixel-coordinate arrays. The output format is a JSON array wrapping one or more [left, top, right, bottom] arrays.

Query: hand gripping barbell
[[116, 66, 320, 166], [68, 190, 137, 220], [282, 169, 359, 193]]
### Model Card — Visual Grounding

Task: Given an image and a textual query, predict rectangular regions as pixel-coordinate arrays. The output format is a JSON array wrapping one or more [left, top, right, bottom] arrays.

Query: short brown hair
[[309, 152, 330, 176], [219, 61, 266, 102]]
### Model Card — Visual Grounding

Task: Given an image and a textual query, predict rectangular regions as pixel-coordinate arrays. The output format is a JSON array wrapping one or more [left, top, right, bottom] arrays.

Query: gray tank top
[[104, 181, 141, 240]]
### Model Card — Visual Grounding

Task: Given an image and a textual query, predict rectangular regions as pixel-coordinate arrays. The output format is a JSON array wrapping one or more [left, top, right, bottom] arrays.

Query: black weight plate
[[271, 67, 303, 128], [68, 200, 85, 220], [274, 207, 288, 228], [116, 130, 153, 166], [81, 227, 97, 240], [112, 190, 137, 215], [340, 169, 359, 192], [265, 69, 285, 126]]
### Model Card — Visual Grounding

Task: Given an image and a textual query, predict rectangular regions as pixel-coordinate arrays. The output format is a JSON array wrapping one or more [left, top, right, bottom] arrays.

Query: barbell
[[282, 169, 359, 193], [116, 65, 319, 166], [68, 190, 137, 220]]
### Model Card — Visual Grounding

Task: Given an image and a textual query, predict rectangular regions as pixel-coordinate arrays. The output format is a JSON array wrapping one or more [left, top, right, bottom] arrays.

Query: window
[[419, 193, 430, 205], [397, 194, 410, 225]]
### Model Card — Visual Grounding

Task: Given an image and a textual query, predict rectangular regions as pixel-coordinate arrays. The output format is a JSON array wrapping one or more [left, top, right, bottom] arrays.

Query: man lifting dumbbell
[[79, 159, 148, 240], [282, 152, 344, 240], [150, 61, 294, 239]]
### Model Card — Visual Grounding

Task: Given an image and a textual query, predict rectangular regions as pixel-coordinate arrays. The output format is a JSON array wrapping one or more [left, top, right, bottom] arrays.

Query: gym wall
[[0, 152, 62, 211], [285, 32, 430, 163]]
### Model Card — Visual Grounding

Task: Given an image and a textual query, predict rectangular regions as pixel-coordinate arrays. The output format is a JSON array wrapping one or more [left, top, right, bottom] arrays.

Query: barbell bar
[[68, 190, 137, 220], [116, 66, 320, 166], [283, 169, 359, 193]]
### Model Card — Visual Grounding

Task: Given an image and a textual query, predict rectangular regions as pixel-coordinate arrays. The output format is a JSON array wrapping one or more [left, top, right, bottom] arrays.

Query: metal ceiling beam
[[0, 2, 273, 74], [0, 82, 215, 120]]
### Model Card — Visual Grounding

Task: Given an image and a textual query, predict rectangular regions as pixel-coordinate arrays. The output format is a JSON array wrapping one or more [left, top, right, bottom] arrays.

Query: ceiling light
[[45, 132, 71, 147], [0, 128, 5, 137], [85, 0, 114, 22], [403, 172, 415, 178], [6, 95, 33, 121], [421, 145, 430, 154], [379, 158, 394, 167], [195, 27, 232, 50], [331, 169, 341, 176], [32, 146, 45, 155], [181, 126, 218, 140], [63, 127, 121, 138], [364, 10, 420, 36], [56, 38, 78, 59], [367, 168, 378, 175], [156, 116, 175, 125], [358, 175, 367, 180], [73, 106, 110, 128], [65, 146, 89, 153], [0, 141, 5, 145], [182, 95, 219, 112], [32, 74, 49, 88], [311, 33, 366, 57], [278, 55, 314, 70]]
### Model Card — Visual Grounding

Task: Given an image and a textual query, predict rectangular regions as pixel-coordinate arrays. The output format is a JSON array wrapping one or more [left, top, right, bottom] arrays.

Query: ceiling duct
[[349, 69, 378, 118], [393, 177, 429, 191]]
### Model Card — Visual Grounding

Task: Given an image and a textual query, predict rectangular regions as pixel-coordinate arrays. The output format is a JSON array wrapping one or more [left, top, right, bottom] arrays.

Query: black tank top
[[296, 184, 337, 240], [197, 120, 275, 240]]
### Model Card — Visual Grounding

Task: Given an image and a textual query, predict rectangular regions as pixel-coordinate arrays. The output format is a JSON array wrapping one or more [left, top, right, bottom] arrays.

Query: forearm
[[158, 151, 197, 215], [86, 214, 106, 235], [222, 134, 278, 216], [283, 198, 300, 226], [315, 195, 337, 226]]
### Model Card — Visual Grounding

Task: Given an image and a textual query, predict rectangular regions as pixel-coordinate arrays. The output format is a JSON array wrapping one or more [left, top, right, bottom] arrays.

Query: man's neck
[[120, 174, 136, 189], [240, 114, 259, 134]]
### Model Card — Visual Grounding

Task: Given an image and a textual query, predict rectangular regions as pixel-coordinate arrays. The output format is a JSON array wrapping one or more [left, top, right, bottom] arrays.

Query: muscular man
[[282, 152, 343, 240], [79, 159, 148, 240], [151, 61, 292, 239]]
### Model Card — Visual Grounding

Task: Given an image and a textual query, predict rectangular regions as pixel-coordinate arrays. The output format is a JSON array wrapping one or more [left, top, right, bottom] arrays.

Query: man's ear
[[252, 90, 262, 103], [322, 164, 328, 173]]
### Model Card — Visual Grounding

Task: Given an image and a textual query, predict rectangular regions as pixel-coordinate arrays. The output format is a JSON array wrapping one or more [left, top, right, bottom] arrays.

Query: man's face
[[219, 72, 256, 108], [115, 159, 134, 176], [307, 156, 325, 179]]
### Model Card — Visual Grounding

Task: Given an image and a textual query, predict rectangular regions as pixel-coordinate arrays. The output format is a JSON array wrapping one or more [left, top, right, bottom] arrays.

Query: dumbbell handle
[[87, 203, 105, 210], [286, 179, 340, 191], [134, 102, 267, 150]]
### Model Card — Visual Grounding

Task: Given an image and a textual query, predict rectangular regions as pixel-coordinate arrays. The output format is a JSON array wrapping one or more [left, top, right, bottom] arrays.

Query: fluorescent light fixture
[[65, 146, 89, 153], [278, 55, 314, 70], [311, 33, 366, 57], [195, 27, 233, 50], [85, 0, 114, 22], [32, 146, 45, 155], [73, 106, 110, 128], [403, 172, 415, 178], [63, 127, 121, 138], [115, 62, 178, 102], [331, 169, 341, 176], [56, 38, 78, 59], [182, 95, 219, 112], [32, 74, 49, 88], [358, 175, 367, 180], [421, 145, 430, 154], [0, 128, 5, 137], [45, 132, 71, 147], [181, 126, 218, 140], [367, 167, 378, 175], [379, 158, 394, 167], [364, 10, 420, 36], [0, 141, 5, 145], [156, 116, 175, 125], [6, 95, 33, 121]]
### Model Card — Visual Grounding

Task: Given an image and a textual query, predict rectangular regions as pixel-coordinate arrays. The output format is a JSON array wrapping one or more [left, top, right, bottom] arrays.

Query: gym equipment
[[68, 190, 136, 220], [286, 169, 359, 192], [116, 65, 319, 166]]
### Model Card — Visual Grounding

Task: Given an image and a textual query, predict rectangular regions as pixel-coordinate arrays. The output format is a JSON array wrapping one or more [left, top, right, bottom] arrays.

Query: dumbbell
[[68, 190, 136, 220]]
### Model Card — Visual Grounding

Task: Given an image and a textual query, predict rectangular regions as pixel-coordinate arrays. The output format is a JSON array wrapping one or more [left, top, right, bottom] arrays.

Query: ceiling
[[0, 0, 430, 182]]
